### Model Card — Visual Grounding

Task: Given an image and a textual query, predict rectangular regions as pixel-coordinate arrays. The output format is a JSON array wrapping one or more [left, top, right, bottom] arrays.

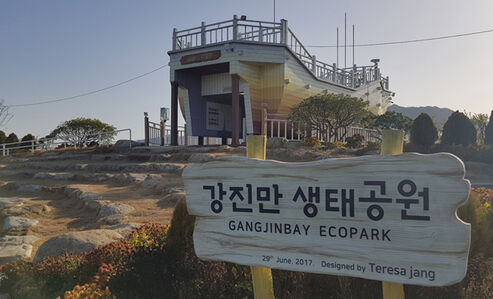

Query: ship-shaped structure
[[167, 15, 393, 146]]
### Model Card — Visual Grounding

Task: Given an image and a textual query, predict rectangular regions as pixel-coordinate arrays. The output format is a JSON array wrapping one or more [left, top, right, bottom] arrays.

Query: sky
[[1, 0, 493, 140]]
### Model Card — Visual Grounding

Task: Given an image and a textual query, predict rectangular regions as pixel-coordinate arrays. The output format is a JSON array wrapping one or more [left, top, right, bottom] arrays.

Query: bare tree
[[0, 99, 13, 129]]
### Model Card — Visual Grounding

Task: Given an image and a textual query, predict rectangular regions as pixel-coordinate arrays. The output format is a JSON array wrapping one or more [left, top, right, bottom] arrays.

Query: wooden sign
[[180, 50, 221, 65], [183, 153, 471, 286]]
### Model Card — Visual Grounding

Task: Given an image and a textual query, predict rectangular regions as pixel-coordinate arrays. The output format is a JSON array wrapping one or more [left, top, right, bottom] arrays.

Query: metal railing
[[172, 16, 389, 90], [1, 129, 132, 156], [265, 114, 380, 144]]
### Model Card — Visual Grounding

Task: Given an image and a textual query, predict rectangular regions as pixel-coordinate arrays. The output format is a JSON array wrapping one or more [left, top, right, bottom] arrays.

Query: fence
[[265, 114, 380, 144], [1, 128, 132, 156], [172, 16, 389, 90]]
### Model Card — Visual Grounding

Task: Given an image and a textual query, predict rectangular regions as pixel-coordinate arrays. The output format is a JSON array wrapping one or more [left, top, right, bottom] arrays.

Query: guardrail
[[265, 114, 380, 143], [172, 16, 389, 90], [1, 128, 132, 156]]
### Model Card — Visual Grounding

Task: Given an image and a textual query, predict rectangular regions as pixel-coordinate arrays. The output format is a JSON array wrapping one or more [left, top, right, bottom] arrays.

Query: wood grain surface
[[183, 153, 471, 286]]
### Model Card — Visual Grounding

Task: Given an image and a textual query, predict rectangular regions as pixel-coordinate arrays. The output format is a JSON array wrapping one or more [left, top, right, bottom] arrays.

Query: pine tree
[[441, 111, 477, 146], [485, 110, 493, 145], [410, 113, 438, 150]]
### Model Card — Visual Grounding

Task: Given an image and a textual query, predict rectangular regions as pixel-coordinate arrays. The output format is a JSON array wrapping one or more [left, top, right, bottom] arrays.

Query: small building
[[167, 15, 393, 146]]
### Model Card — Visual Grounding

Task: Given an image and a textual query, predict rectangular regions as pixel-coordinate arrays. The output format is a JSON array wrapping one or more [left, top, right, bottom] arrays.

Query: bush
[[410, 113, 438, 151], [302, 136, 321, 147], [442, 111, 477, 146], [21, 134, 35, 142], [5, 133, 19, 144], [346, 134, 365, 148], [62, 283, 114, 299], [485, 111, 493, 146], [0, 130, 6, 143], [366, 141, 381, 151]]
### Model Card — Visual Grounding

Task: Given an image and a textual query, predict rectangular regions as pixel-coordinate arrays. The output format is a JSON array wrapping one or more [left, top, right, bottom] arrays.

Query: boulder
[[33, 229, 124, 262], [267, 137, 288, 149], [98, 203, 135, 217], [0, 235, 40, 245], [78, 193, 103, 201], [33, 173, 54, 179], [0, 243, 33, 265], [17, 184, 44, 192], [112, 173, 137, 184], [0, 198, 25, 209], [114, 140, 145, 149], [2, 216, 38, 231], [108, 223, 143, 236], [188, 153, 215, 163]]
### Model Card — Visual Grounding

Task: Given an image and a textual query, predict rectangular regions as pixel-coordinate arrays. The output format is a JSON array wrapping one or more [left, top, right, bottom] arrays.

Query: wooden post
[[160, 120, 165, 146], [231, 74, 240, 146], [171, 82, 179, 146], [246, 135, 274, 299], [381, 129, 405, 299], [144, 113, 150, 146]]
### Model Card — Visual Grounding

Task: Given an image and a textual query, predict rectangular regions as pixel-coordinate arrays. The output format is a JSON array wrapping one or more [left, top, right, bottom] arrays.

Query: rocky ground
[[0, 141, 491, 267]]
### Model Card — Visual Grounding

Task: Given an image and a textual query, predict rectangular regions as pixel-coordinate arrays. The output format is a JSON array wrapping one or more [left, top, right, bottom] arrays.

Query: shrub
[[21, 134, 35, 142], [346, 134, 365, 148], [61, 283, 114, 299], [0, 130, 6, 143], [302, 136, 321, 147], [485, 110, 493, 146], [442, 111, 477, 146], [5, 133, 19, 144], [366, 141, 381, 151], [410, 113, 438, 151]]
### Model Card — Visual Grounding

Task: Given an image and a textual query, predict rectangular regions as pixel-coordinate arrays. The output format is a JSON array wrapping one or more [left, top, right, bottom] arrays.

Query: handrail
[[171, 16, 389, 90], [1, 128, 133, 156]]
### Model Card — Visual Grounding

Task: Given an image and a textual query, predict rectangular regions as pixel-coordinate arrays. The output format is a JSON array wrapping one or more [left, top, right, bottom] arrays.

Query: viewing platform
[[167, 16, 393, 146]]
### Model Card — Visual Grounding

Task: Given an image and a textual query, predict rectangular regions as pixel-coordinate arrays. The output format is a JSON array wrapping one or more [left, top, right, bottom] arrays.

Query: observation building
[[167, 15, 393, 146]]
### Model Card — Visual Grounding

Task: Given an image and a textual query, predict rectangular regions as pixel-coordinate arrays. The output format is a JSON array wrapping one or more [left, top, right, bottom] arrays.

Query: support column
[[144, 113, 150, 146], [231, 74, 240, 147], [198, 136, 204, 145], [221, 137, 228, 145], [170, 82, 179, 146]]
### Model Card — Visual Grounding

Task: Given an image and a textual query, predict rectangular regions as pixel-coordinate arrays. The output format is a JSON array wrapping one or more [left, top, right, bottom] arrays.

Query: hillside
[[388, 104, 454, 127]]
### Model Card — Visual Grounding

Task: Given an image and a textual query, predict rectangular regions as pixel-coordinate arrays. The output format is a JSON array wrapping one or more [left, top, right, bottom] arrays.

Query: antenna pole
[[352, 24, 355, 66], [344, 13, 347, 69], [274, 0, 276, 23], [336, 27, 339, 69]]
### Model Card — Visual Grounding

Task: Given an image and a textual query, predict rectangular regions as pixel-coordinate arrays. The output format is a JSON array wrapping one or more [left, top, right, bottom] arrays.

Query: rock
[[33, 173, 54, 179], [84, 200, 109, 211], [113, 173, 137, 184], [63, 187, 83, 198], [53, 173, 75, 180], [108, 223, 143, 236], [114, 140, 145, 149], [140, 174, 163, 188], [78, 193, 103, 201], [188, 153, 215, 163], [167, 192, 186, 203], [33, 229, 124, 262], [0, 235, 40, 244], [103, 215, 124, 225], [2, 216, 38, 230], [0, 243, 33, 265], [17, 184, 44, 192], [153, 164, 182, 172], [168, 187, 184, 194], [0, 198, 25, 209], [15, 172, 35, 178], [98, 203, 135, 217], [267, 137, 288, 149]]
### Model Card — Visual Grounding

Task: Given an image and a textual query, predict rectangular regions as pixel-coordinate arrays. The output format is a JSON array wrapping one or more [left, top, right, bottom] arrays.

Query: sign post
[[380, 129, 405, 299], [183, 133, 471, 296], [246, 135, 275, 299]]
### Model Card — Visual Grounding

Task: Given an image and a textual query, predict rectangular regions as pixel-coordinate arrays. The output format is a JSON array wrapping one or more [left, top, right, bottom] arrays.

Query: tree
[[0, 130, 6, 144], [466, 111, 489, 145], [485, 110, 493, 146], [373, 111, 413, 132], [0, 100, 13, 129], [410, 113, 438, 150], [21, 134, 35, 142], [49, 118, 116, 147], [441, 111, 477, 146], [289, 94, 369, 142], [5, 133, 19, 144]]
